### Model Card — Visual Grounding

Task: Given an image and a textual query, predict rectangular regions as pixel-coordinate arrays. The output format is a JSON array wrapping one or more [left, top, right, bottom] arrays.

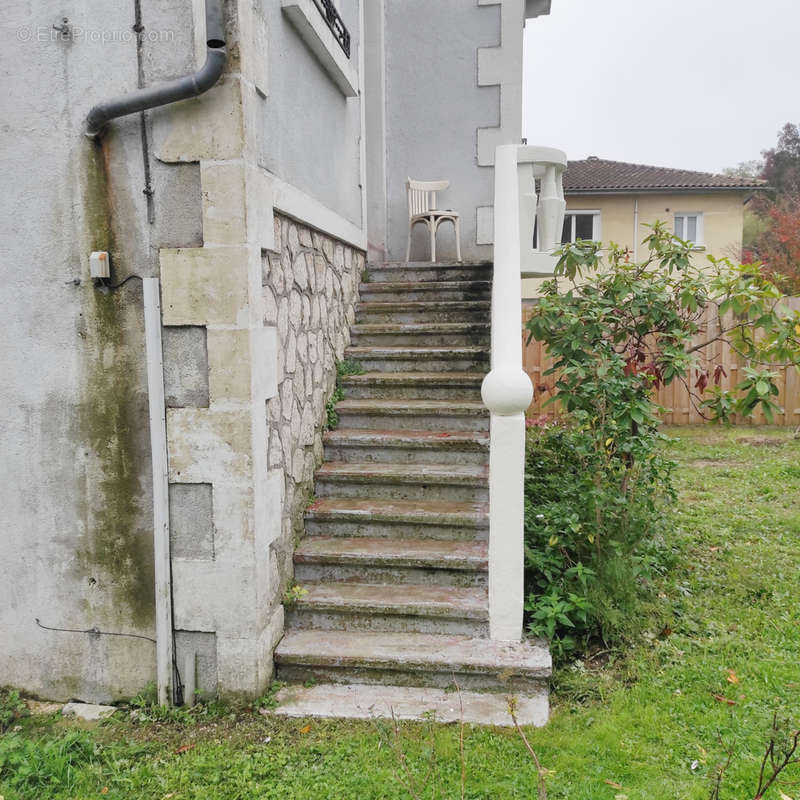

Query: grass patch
[[2, 427, 799, 798]]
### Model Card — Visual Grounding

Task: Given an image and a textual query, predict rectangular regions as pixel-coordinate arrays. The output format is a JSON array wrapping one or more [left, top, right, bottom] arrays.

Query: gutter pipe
[[86, 0, 226, 137], [142, 278, 173, 707]]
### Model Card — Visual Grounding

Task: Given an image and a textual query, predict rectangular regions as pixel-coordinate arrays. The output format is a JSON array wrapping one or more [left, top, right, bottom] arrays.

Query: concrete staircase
[[273, 261, 550, 726]]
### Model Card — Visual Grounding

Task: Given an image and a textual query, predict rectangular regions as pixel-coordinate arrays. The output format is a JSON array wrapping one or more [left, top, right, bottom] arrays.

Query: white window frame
[[562, 210, 601, 243], [673, 212, 704, 248]]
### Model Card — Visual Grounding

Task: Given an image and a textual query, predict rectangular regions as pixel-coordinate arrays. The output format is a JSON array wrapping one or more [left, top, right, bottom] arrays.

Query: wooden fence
[[522, 297, 800, 426]]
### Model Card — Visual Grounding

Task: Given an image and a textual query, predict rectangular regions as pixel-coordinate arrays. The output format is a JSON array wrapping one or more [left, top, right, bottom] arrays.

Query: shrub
[[522, 223, 800, 660], [524, 420, 674, 660]]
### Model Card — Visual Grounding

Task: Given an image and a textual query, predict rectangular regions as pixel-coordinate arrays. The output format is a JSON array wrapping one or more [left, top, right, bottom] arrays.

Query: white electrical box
[[90, 251, 110, 279]]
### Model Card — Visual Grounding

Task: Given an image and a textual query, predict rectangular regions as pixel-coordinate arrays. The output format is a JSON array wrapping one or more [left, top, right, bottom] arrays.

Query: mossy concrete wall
[[1, 0, 367, 701], [0, 0, 201, 702]]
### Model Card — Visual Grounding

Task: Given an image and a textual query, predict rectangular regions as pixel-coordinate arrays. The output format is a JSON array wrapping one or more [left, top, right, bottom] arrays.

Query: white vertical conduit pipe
[[143, 278, 174, 705]]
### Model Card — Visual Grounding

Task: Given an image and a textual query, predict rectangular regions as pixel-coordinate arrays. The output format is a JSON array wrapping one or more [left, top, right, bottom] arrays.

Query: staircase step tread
[[271, 683, 548, 726], [324, 428, 488, 449], [346, 346, 489, 357], [336, 399, 486, 415], [341, 371, 484, 385], [351, 322, 490, 333], [316, 462, 487, 484], [360, 281, 491, 291], [294, 583, 488, 619], [305, 497, 488, 525], [275, 630, 551, 677], [295, 536, 488, 569], [370, 261, 492, 268], [357, 301, 490, 311]]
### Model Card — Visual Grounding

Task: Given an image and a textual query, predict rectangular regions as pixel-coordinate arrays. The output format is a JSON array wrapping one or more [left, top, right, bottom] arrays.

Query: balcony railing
[[481, 144, 566, 641], [311, 0, 351, 58]]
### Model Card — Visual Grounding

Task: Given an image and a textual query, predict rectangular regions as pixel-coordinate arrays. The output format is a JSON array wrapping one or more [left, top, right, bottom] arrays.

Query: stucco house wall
[[369, 0, 548, 263], [259, 0, 364, 230], [0, 0, 368, 702], [0, 0, 556, 703], [0, 0, 205, 702]]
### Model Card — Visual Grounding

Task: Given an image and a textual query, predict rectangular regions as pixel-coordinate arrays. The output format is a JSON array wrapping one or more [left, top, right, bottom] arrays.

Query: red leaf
[[695, 370, 708, 392], [712, 694, 736, 706]]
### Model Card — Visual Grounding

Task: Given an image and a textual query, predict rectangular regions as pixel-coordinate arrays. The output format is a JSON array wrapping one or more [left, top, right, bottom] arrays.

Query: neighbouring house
[[1, 0, 558, 724], [522, 156, 765, 297]]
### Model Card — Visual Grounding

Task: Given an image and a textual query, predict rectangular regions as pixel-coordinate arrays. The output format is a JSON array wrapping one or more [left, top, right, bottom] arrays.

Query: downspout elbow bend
[[86, 0, 226, 138]]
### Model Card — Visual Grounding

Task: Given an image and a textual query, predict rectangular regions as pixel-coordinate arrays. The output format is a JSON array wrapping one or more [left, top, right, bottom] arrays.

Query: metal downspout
[[86, 0, 226, 137]]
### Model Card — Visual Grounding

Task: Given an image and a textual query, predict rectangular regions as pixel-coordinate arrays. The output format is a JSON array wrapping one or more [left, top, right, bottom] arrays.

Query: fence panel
[[522, 298, 800, 426]]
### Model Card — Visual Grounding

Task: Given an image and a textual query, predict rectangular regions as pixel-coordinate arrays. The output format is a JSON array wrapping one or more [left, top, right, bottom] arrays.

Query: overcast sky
[[522, 0, 797, 174]]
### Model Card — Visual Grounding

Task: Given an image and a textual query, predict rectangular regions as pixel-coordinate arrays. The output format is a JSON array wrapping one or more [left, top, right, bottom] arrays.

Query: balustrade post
[[482, 143, 567, 641], [481, 144, 533, 641]]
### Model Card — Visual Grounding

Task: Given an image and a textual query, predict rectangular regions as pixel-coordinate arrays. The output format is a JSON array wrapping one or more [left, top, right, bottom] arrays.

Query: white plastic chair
[[406, 178, 462, 263]]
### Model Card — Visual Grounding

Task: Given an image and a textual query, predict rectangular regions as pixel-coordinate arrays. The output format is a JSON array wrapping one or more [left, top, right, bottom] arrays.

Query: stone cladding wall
[[263, 213, 364, 594]]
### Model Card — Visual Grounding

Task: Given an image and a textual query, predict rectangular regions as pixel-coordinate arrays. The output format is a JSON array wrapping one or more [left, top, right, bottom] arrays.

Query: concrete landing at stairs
[[271, 682, 549, 727]]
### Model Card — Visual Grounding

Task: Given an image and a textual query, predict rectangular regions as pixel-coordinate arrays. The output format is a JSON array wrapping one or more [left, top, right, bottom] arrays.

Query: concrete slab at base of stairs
[[271, 683, 548, 727]]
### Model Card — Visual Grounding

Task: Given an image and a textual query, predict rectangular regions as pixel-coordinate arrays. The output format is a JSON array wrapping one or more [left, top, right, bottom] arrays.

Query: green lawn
[[2, 426, 799, 799]]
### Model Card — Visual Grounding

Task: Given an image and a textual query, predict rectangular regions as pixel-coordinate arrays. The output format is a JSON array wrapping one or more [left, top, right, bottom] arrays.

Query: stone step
[[345, 346, 490, 373], [358, 280, 491, 303], [340, 371, 485, 402], [314, 462, 488, 503], [350, 322, 490, 348], [367, 262, 492, 283], [323, 428, 488, 465], [285, 583, 489, 636], [271, 682, 548, 727], [274, 630, 552, 692], [293, 536, 487, 586], [304, 497, 488, 541], [334, 399, 489, 433], [356, 300, 490, 324]]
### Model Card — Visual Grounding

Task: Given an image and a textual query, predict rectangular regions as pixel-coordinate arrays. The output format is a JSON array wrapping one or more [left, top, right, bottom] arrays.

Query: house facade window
[[674, 212, 704, 246], [561, 211, 600, 244]]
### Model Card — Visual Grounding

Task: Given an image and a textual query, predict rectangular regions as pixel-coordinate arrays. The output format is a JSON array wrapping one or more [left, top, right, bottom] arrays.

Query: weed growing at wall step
[[324, 359, 364, 430], [0, 688, 27, 734]]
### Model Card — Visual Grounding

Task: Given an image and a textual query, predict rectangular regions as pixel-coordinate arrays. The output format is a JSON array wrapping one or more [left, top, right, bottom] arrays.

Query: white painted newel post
[[481, 144, 566, 641]]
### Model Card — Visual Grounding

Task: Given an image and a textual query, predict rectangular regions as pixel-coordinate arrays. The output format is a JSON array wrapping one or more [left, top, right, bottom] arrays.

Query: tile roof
[[563, 158, 766, 193]]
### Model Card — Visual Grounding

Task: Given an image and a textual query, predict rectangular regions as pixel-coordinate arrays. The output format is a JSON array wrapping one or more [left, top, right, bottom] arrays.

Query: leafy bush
[[524, 420, 674, 660], [522, 223, 800, 661]]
